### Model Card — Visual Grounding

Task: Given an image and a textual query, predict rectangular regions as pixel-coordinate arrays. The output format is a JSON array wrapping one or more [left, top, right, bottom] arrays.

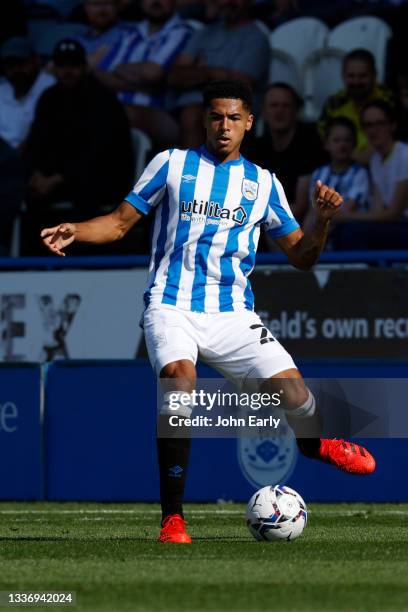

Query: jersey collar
[[200, 145, 244, 167]]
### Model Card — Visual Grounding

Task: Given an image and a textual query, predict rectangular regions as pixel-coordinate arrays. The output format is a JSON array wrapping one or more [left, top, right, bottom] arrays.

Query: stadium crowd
[[0, 0, 407, 255]]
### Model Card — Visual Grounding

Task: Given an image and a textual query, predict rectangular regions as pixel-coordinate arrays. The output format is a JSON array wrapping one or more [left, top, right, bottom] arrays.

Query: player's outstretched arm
[[40, 202, 143, 257], [275, 180, 343, 271]]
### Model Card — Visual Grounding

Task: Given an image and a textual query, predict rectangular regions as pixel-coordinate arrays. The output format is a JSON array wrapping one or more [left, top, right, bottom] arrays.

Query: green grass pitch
[[0, 502, 407, 611]]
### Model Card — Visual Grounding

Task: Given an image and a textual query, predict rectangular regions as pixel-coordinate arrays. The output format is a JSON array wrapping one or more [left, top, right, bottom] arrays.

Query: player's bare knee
[[160, 359, 196, 388], [160, 359, 197, 382]]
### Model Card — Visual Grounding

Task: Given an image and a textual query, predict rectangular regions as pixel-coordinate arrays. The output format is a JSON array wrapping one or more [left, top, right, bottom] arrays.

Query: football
[[246, 485, 307, 542]]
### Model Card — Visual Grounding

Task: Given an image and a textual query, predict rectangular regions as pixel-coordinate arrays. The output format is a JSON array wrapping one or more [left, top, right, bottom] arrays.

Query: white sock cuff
[[160, 391, 193, 418], [290, 389, 316, 418]]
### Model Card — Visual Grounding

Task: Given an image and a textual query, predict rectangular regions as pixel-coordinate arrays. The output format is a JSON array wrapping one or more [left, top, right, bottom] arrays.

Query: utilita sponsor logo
[[180, 200, 247, 225], [0, 402, 18, 433]]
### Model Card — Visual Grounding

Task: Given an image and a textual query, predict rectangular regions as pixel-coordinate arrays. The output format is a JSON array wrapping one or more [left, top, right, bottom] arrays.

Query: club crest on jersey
[[241, 179, 258, 201]]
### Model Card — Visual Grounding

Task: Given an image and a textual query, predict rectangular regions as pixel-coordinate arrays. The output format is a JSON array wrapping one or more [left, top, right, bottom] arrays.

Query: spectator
[[306, 118, 370, 214], [22, 39, 134, 255], [93, 0, 193, 148], [301, 117, 370, 243], [169, 0, 270, 148], [319, 49, 394, 164], [0, 37, 55, 151], [332, 100, 408, 250], [247, 83, 326, 222], [75, 0, 135, 69], [0, 137, 25, 255]]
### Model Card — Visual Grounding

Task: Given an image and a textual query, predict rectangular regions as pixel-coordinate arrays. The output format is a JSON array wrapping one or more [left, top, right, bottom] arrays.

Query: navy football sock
[[157, 415, 191, 523]]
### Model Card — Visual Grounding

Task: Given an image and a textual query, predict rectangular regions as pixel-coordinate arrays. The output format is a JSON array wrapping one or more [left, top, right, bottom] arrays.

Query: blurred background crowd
[[0, 0, 407, 256]]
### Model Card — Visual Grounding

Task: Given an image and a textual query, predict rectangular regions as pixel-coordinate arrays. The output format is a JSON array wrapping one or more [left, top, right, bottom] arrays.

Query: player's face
[[204, 98, 253, 161], [85, 0, 118, 29], [343, 60, 375, 101], [263, 87, 298, 132], [362, 107, 395, 149], [142, 0, 175, 22], [325, 126, 355, 162]]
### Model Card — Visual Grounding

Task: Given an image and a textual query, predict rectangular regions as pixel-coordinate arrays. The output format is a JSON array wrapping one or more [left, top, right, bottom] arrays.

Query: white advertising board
[[0, 269, 148, 361]]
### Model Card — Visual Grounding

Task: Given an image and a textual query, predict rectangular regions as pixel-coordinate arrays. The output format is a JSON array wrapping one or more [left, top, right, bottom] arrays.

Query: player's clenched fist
[[312, 180, 343, 220], [40, 223, 76, 257]]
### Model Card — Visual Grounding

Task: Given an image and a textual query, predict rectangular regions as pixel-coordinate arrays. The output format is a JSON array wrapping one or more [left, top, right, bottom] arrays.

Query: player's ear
[[246, 113, 254, 132]]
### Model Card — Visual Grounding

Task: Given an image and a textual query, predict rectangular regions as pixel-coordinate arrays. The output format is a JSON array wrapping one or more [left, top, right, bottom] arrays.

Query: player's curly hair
[[203, 80, 253, 112]]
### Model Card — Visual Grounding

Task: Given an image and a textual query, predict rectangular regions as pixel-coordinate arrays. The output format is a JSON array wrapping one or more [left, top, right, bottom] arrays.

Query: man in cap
[[0, 36, 55, 151], [23, 39, 134, 255]]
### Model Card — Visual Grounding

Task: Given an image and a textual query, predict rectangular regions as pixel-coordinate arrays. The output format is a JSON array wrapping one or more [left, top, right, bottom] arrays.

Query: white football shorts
[[142, 304, 296, 386]]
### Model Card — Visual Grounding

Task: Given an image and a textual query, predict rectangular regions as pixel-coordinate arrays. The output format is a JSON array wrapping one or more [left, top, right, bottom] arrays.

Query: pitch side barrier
[[0, 252, 407, 501], [1, 360, 408, 502]]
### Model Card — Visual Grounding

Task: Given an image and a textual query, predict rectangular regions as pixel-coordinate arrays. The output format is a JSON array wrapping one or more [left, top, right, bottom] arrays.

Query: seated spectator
[[92, 0, 193, 148], [332, 100, 408, 250], [319, 49, 394, 164], [75, 0, 135, 68], [169, 0, 270, 148], [246, 83, 326, 222], [301, 117, 370, 243], [22, 39, 134, 255], [0, 137, 25, 255], [0, 37, 55, 151], [305, 118, 369, 214]]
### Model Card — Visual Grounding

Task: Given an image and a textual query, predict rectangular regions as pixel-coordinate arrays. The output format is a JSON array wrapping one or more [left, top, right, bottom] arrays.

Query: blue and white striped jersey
[[75, 23, 136, 69], [125, 146, 299, 313], [118, 16, 192, 107], [76, 17, 191, 108], [309, 163, 369, 210]]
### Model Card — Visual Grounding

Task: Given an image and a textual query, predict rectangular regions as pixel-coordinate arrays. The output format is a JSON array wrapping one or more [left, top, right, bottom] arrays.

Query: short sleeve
[[124, 150, 170, 214], [263, 173, 300, 239]]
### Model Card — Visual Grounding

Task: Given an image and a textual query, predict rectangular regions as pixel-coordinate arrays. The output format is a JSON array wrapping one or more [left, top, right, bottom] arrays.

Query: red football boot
[[318, 438, 376, 475], [158, 514, 192, 543]]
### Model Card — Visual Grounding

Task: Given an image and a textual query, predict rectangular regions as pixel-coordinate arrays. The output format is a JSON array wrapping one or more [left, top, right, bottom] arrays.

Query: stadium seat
[[28, 20, 87, 58], [268, 44, 302, 93], [302, 47, 346, 121], [328, 16, 392, 83], [269, 17, 329, 91], [131, 128, 153, 182]]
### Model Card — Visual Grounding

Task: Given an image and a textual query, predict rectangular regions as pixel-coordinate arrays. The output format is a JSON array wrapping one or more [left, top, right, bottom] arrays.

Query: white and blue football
[[246, 485, 307, 542]]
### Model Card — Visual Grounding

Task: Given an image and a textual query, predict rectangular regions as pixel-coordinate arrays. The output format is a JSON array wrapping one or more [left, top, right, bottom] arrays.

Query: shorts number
[[250, 324, 274, 345]]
